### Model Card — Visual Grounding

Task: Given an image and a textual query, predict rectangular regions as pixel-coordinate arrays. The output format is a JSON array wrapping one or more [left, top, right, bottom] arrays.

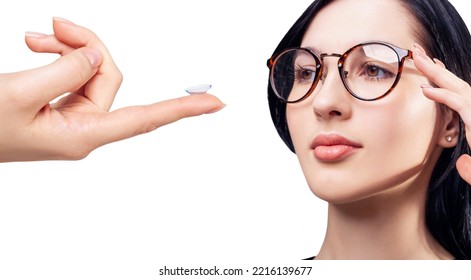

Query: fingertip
[[24, 33, 36, 51], [25, 31, 47, 39], [204, 97, 226, 114], [413, 42, 427, 55], [433, 58, 446, 68], [187, 93, 226, 114], [52, 16, 89, 48], [52, 16, 76, 25], [24, 31, 47, 48], [420, 84, 440, 100], [81, 48, 103, 68], [206, 103, 226, 114], [420, 84, 433, 89]]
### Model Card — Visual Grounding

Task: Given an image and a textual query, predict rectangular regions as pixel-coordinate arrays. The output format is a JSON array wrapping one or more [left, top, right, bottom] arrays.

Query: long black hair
[[267, 0, 471, 259]]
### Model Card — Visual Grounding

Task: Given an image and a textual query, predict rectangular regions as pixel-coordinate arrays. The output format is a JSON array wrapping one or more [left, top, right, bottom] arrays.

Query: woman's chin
[[308, 182, 388, 205]]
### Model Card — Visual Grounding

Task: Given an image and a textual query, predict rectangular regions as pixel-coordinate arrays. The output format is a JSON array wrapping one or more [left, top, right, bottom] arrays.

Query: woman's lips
[[311, 134, 362, 162]]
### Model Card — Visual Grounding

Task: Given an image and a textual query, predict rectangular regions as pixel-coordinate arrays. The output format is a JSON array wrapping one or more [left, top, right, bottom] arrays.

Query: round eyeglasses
[[267, 41, 413, 103]]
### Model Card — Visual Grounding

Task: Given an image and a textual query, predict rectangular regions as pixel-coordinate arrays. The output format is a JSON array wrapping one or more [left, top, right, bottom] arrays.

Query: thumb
[[5, 47, 102, 110], [456, 154, 471, 184]]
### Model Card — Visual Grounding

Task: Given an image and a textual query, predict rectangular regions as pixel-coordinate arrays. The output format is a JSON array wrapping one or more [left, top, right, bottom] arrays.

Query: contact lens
[[185, 84, 212, 94]]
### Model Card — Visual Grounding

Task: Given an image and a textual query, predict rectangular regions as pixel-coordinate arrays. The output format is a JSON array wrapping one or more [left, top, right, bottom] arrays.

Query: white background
[[0, 1, 470, 279]]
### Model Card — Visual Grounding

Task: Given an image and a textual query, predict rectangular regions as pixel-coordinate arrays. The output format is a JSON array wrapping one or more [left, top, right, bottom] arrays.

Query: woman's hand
[[413, 43, 471, 184], [0, 17, 225, 162]]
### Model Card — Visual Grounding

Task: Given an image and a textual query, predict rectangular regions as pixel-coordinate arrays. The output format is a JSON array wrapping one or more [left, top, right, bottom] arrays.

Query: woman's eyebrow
[[304, 46, 322, 55]]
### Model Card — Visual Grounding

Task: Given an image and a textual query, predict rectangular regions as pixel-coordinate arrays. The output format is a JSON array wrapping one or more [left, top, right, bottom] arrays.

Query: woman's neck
[[315, 176, 452, 260]]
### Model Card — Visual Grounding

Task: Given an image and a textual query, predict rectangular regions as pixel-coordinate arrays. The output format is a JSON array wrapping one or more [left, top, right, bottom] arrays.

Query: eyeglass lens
[[270, 43, 401, 102]]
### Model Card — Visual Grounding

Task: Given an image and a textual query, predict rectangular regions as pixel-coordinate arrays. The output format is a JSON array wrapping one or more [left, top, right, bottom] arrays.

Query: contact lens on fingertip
[[185, 84, 212, 94]]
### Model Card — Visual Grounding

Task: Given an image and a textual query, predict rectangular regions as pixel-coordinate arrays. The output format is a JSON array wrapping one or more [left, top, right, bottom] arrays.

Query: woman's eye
[[301, 70, 314, 80], [366, 65, 380, 77], [362, 64, 394, 80], [295, 66, 316, 83]]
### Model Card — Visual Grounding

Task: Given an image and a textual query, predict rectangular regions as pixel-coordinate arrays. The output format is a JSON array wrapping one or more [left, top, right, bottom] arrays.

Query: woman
[[267, 0, 471, 259]]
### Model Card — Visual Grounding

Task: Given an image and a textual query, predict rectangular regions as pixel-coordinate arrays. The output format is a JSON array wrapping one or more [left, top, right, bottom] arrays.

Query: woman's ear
[[437, 107, 460, 148]]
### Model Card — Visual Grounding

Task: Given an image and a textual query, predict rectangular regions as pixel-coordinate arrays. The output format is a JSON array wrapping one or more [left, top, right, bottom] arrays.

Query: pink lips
[[311, 134, 362, 162]]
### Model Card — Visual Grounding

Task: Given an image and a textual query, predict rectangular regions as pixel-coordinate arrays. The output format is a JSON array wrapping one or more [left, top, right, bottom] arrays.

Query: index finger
[[87, 93, 225, 147], [413, 45, 470, 94]]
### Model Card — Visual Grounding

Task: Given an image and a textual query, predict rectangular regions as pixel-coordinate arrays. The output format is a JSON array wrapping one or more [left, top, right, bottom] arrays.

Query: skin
[[0, 17, 225, 162], [286, 0, 471, 259]]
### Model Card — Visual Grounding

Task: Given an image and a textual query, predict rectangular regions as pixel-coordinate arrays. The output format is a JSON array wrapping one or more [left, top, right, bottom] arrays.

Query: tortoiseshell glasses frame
[[267, 41, 414, 103]]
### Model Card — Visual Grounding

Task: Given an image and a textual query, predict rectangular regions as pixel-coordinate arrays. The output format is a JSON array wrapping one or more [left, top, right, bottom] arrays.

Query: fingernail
[[206, 103, 226, 114], [421, 84, 433, 89], [413, 46, 427, 59], [25, 31, 47, 38], [83, 49, 102, 68], [413, 43, 427, 54], [53, 16, 75, 25], [433, 58, 446, 68], [413, 45, 434, 64]]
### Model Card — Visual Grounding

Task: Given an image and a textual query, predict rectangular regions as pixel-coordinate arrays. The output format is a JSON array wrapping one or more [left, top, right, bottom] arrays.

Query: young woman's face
[[286, 0, 446, 204]]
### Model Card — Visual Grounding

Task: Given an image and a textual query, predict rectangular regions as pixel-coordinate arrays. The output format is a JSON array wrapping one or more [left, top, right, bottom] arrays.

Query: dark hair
[[267, 0, 471, 259]]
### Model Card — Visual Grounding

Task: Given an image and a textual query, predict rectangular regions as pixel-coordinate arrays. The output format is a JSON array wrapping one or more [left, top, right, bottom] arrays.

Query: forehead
[[301, 0, 416, 52]]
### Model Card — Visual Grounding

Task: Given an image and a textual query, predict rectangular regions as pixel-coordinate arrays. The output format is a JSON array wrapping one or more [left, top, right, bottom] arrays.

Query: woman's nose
[[311, 58, 353, 121]]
